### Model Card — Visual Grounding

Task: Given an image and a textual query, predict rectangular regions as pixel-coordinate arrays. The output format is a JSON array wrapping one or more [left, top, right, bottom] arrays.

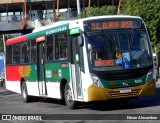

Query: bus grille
[[93, 66, 152, 81], [109, 89, 141, 99]]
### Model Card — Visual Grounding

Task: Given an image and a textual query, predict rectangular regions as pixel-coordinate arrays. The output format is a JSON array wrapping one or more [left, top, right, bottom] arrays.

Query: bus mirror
[[78, 36, 83, 47], [88, 44, 92, 50], [70, 28, 80, 35]]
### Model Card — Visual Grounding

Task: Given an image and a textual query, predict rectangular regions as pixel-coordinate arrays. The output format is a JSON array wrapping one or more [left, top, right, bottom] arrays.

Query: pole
[[53, 1, 55, 19], [57, 0, 59, 18], [24, 0, 27, 20], [76, 0, 81, 15], [88, 0, 91, 8], [117, 0, 121, 15], [2, 35, 6, 87], [68, 0, 70, 18], [97, 0, 99, 7]]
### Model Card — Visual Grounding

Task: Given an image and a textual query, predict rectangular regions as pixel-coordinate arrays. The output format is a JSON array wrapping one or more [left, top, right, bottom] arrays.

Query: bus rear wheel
[[21, 82, 32, 103], [64, 83, 78, 109]]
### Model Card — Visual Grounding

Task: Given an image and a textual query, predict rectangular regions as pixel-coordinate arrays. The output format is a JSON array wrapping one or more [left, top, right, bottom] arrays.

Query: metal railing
[[0, 11, 78, 22]]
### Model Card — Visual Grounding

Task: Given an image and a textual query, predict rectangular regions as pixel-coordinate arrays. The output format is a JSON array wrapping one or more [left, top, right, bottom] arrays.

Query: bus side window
[[6, 45, 13, 64], [21, 42, 30, 63], [31, 40, 36, 63], [47, 35, 54, 61], [13, 44, 20, 64], [55, 32, 68, 60]]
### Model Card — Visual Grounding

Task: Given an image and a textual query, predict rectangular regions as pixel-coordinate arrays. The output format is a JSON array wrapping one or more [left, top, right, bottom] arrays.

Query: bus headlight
[[90, 74, 104, 88], [145, 69, 153, 82]]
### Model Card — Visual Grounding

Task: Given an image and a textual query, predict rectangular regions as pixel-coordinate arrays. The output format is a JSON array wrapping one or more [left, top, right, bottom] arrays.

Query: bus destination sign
[[87, 19, 141, 30]]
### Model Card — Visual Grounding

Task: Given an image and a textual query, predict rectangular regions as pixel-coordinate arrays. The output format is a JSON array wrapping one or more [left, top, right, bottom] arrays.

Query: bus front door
[[37, 42, 47, 96], [71, 36, 83, 99]]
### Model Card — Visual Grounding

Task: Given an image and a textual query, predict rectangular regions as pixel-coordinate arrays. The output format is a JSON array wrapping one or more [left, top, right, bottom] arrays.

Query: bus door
[[37, 41, 47, 96], [71, 36, 83, 99]]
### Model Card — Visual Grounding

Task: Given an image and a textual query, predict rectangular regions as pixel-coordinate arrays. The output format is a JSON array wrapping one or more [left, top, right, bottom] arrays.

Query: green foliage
[[0, 34, 14, 52], [0, 35, 4, 52], [0, 41, 4, 52], [78, 5, 116, 18], [121, 0, 160, 52]]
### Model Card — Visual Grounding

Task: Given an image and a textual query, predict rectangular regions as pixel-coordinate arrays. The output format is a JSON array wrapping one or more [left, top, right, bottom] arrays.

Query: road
[[0, 81, 160, 123]]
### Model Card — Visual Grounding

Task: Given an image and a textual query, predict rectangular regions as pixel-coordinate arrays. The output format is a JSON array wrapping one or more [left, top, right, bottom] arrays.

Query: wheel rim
[[22, 85, 26, 100], [66, 86, 73, 104]]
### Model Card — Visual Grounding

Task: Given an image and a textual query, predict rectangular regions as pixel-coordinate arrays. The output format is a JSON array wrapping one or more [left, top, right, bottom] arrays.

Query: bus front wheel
[[64, 83, 78, 109], [21, 82, 32, 103]]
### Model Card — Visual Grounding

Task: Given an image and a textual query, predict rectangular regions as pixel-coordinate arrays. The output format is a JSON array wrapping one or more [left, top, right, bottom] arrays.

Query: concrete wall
[[0, 20, 34, 32]]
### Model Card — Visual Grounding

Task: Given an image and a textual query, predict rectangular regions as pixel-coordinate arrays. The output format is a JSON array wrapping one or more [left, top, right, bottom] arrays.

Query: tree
[[78, 5, 116, 18], [0, 34, 14, 52], [121, 0, 160, 52], [0, 35, 4, 52]]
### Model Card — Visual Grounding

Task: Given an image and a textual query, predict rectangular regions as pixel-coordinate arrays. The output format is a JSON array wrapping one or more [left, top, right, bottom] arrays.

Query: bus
[[5, 15, 156, 109]]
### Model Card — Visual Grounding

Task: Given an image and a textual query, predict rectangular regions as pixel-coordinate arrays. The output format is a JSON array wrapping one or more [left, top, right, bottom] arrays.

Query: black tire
[[2, 79, 5, 87], [21, 82, 32, 103], [64, 83, 78, 109]]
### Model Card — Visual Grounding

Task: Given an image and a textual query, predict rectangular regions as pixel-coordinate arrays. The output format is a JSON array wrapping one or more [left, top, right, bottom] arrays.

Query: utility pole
[[76, 0, 81, 15], [88, 0, 91, 8], [3, 34, 6, 86], [117, 0, 121, 14], [56, 0, 60, 18]]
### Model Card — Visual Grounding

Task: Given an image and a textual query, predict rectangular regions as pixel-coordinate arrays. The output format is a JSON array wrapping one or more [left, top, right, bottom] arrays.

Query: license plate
[[120, 88, 131, 93]]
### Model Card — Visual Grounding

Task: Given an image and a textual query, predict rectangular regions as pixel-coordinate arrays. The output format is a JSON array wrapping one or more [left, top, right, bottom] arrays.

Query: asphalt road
[[0, 81, 160, 123]]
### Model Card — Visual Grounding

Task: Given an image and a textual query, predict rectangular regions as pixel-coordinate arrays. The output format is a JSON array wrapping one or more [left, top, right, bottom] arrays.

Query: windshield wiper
[[129, 29, 140, 59], [101, 30, 120, 52]]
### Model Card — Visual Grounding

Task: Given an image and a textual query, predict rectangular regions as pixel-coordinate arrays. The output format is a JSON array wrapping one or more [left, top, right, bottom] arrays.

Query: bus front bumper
[[88, 80, 156, 101]]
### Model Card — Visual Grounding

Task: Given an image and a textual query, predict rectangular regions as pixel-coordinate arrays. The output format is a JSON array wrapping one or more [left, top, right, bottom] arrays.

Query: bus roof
[[6, 15, 142, 45]]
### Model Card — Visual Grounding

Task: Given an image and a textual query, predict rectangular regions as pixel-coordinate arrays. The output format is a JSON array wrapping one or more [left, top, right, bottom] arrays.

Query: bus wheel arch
[[64, 82, 78, 109], [60, 79, 67, 100], [20, 78, 32, 103], [20, 78, 25, 90]]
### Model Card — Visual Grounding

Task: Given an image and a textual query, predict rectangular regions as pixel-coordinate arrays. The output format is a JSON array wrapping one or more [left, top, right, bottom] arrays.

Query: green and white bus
[[5, 15, 156, 109]]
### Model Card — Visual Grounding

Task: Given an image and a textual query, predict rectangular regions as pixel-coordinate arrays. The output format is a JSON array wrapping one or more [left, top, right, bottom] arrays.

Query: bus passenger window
[[21, 42, 30, 63], [13, 44, 20, 64], [6, 45, 13, 64], [31, 40, 36, 63], [47, 35, 53, 61], [55, 32, 68, 60]]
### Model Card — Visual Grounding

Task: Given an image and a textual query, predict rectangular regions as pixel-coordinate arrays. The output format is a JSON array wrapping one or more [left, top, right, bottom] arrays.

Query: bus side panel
[[25, 64, 39, 96], [45, 62, 70, 99], [80, 71, 93, 102], [6, 65, 22, 93], [6, 64, 40, 96]]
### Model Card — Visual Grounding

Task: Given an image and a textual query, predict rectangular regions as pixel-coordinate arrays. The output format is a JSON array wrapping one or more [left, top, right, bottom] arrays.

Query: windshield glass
[[86, 30, 152, 71]]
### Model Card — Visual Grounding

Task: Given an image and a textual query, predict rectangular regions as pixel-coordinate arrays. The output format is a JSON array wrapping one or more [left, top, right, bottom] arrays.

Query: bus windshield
[[86, 29, 152, 71]]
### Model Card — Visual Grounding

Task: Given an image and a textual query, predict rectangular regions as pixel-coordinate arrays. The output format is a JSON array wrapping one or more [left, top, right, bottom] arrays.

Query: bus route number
[[91, 23, 99, 29]]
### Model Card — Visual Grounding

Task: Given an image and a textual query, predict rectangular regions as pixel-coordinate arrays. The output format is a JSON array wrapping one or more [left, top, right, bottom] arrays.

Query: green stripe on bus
[[100, 75, 146, 88], [27, 24, 69, 40], [26, 64, 38, 81], [25, 62, 70, 82], [45, 62, 70, 83]]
